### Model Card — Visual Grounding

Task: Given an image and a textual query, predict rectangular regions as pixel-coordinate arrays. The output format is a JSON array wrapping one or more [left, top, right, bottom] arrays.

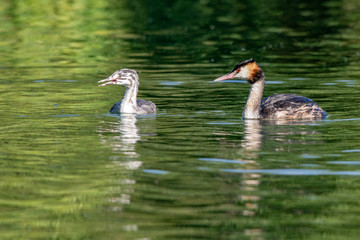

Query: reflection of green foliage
[[0, 1, 119, 67], [1, 0, 360, 239], [1, 0, 359, 68]]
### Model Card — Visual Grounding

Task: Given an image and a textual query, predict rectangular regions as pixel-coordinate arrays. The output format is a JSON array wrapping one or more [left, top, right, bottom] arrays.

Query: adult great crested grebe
[[98, 69, 156, 115], [214, 59, 327, 120]]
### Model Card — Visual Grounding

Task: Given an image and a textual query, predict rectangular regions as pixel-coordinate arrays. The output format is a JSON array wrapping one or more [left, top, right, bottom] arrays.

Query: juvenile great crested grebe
[[214, 59, 327, 119], [98, 69, 156, 115]]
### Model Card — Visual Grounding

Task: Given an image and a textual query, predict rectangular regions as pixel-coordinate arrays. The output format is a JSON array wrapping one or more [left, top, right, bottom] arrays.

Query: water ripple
[[199, 158, 248, 164], [342, 149, 360, 153], [220, 168, 360, 176], [143, 169, 168, 175], [328, 161, 360, 165]]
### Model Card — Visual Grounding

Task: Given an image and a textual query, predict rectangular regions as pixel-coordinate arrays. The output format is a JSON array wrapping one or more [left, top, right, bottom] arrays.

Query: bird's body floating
[[98, 69, 156, 115], [214, 59, 327, 120]]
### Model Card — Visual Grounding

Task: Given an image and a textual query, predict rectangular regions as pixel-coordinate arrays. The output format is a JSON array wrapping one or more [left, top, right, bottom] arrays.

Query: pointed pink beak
[[98, 76, 116, 87], [214, 71, 236, 81]]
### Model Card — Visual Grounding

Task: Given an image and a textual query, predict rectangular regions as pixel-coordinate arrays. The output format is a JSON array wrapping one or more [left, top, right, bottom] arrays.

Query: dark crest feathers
[[230, 58, 254, 73]]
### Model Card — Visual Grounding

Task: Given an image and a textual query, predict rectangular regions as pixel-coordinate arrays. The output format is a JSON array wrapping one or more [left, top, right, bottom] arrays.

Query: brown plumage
[[247, 62, 263, 84]]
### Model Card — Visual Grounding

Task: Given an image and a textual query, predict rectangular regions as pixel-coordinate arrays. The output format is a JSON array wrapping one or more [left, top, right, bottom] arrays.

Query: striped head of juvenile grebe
[[98, 69, 139, 88]]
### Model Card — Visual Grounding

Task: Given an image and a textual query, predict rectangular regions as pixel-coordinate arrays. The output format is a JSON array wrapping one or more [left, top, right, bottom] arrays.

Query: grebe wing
[[109, 99, 156, 115], [109, 100, 122, 114], [136, 99, 157, 115], [260, 94, 327, 119]]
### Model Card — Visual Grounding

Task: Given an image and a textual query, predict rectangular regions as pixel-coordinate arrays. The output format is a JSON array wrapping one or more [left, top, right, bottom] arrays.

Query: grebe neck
[[120, 83, 139, 113], [242, 73, 265, 119]]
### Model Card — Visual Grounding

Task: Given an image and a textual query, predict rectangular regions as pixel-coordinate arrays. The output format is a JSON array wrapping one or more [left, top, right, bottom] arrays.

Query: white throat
[[242, 79, 265, 119], [120, 83, 139, 114]]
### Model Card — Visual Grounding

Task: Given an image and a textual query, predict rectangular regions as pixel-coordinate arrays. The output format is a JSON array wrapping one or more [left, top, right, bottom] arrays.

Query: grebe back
[[98, 69, 156, 115], [214, 59, 327, 120]]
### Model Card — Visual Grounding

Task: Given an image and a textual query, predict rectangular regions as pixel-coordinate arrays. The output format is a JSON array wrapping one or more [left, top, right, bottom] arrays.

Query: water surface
[[1, 0, 360, 239]]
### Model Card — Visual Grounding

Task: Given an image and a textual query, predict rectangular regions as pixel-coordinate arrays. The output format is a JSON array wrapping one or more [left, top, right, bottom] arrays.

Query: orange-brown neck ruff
[[247, 62, 263, 84]]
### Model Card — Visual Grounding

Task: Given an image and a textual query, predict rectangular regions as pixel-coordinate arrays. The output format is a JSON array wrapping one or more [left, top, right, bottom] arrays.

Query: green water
[[1, 0, 360, 239]]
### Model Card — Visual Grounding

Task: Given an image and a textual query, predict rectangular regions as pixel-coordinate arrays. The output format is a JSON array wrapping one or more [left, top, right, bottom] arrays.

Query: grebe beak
[[98, 76, 117, 87], [214, 71, 237, 81]]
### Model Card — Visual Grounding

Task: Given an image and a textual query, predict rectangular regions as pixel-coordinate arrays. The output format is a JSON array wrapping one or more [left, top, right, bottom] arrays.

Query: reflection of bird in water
[[214, 59, 327, 120], [117, 114, 141, 157], [97, 114, 141, 160], [99, 69, 156, 115], [96, 114, 141, 213]]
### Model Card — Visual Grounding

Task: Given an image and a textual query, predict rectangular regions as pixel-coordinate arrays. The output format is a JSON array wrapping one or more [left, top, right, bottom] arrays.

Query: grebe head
[[214, 58, 263, 84], [98, 69, 139, 87]]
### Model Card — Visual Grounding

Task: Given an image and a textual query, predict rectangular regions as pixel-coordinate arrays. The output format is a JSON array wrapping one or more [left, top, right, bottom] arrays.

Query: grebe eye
[[236, 68, 241, 73]]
